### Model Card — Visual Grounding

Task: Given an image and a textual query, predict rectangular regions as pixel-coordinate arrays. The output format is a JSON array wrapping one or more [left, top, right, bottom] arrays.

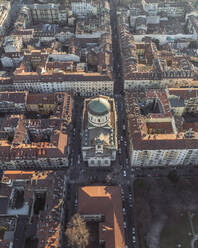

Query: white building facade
[[28, 4, 67, 24], [2, 76, 114, 96], [71, 2, 97, 16], [131, 148, 198, 167]]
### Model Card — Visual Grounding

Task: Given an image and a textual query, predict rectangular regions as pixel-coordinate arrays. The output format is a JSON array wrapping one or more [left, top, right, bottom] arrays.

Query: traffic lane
[[120, 164, 136, 241], [66, 183, 78, 219], [123, 186, 135, 247], [69, 141, 81, 177], [123, 187, 137, 247], [70, 120, 82, 170]]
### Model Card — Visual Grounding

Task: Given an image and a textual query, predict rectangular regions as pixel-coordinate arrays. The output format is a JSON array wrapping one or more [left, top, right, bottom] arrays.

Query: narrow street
[[110, 0, 124, 95], [63, 1, 138, 247], [62, 3, 198, 246]]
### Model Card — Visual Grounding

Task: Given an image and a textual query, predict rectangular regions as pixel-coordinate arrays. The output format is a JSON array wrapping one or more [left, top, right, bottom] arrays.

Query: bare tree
[[66, 213, 89, 248]]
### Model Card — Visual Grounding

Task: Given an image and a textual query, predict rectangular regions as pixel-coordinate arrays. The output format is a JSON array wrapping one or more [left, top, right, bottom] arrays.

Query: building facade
[[28, 3, 67, 24], [78, 186, 126, 248], [125, 88, 198, 167], [0, 170, 67, 248], [0, 1, 11, 35], [0, 72, 114, 96], [0, 91, 72, 170], [71, 2, 97, 16], [119, 20, 195, 91]]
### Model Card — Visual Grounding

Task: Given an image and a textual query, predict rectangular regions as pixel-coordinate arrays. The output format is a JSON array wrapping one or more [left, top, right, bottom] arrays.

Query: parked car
[[123, 208, 126, 214]]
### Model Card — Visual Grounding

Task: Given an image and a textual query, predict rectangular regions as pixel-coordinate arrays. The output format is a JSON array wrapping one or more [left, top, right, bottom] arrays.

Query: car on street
[[74, 198, 78, 209], [122, 207, 126, 214], [123, 221, 126, 228], [123, 170, 126, 177], [121, 187, 124, 193], [121, 195, 124, 201], [67, 190, 71, 200]]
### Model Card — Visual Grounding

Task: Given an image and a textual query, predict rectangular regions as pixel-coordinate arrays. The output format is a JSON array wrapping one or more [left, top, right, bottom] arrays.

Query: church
[[81, 95, 117, 167]]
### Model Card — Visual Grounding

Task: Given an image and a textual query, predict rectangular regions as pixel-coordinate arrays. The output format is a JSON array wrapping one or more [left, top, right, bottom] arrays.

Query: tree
[[66, 213, 89, 248], [152, 38, 160, 49], [167, 170, 179, 184], [189, 40, 198, 49]]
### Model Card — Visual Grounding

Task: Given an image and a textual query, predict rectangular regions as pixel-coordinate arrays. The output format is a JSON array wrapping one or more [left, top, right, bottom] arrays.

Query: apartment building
[[0, 91, 72, 170], [78, 186, 126, 248], [119, 23, 195, 88], [0, 170, 67, 248], [125, 88, 198, 167], [186, 15, 198, 37], [0, 72, 114, 96], [14, 6, 31, 31], [28, 3, 67, 24], [0, 1, 11, 35], [71, 2, 97, 16], [0, 35, 114, 95]]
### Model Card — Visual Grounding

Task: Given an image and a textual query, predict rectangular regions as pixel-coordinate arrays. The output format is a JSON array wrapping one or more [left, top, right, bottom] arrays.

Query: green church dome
[[88, 97, 110, 116]]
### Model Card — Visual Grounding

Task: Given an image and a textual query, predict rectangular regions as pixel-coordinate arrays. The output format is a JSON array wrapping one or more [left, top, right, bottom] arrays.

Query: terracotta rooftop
[[1, 170, 65, 248], [0, 240, 10, 248], [27, 93, 55, 105], [78, 186, 125, 248], [0, 92, 72, 163], [169, 88, 198, 99], [0, 91, 27, 104], [119, 23, 194, 81], [125, 88, 198, 150], [13, 71, 113, 81]]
